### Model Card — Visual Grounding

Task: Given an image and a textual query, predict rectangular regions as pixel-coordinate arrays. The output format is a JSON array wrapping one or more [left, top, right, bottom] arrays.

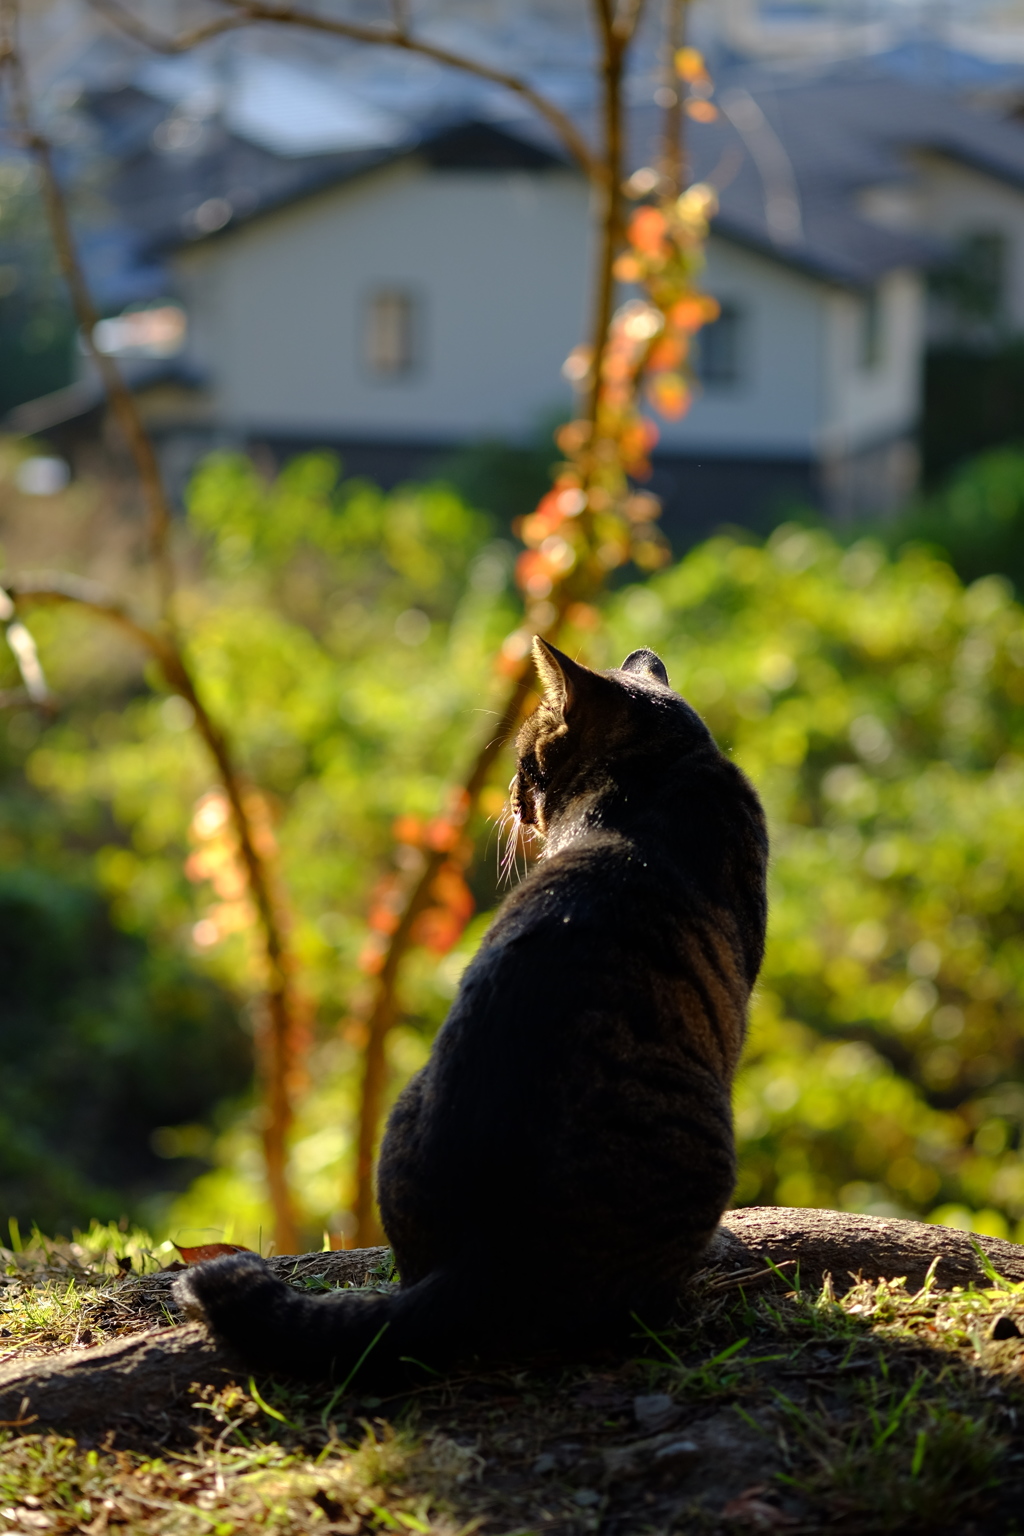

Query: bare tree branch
[[2, 572, 176, 661], [1, 1, 177, 618], [0, 584, 53, 706], [15, 0, 662, 1248], [389, 0, 410, 40], [659, 0, 687, 197], [0, 0, 305, 1247], [2, 572, 302, 1251], [87, 0, 252, 56], [88, 0, 598, 179], [581, 0, 628, 426], [613, 0, 649, 44]]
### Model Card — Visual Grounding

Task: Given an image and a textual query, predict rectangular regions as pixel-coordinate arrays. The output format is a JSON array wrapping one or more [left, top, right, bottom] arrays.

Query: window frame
[[859, 286, 884, 372], [363, 286, 419, 380], [698, 300, 745, 390]]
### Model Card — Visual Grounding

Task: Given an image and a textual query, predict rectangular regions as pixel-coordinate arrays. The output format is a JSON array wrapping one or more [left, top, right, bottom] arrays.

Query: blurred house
[[14, 65, 1024, 535], [159, 108, 928, 535]]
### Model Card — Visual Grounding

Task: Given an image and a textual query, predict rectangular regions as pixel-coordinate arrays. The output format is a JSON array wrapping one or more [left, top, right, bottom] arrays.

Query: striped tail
[[175, 1253, 491, 1387]]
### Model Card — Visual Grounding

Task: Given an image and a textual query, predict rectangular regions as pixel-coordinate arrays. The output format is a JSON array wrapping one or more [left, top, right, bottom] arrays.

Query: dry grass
[[2, 1227, 1024, 1535]]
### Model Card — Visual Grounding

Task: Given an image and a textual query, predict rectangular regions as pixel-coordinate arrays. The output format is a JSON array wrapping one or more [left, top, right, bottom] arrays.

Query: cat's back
[[419, 799, 752, 1168]]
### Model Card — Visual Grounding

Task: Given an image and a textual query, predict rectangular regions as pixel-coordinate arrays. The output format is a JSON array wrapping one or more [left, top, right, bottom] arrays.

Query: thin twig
[[0, 583, 53, 707], [69, 0, 646, 1245], [660, 0, 687, 198], [613, 0, 649, 43], [88, 0, 252, 53], [582, 0, 629, 426], [89, 0, 597, 179], [2, 572, 175, 661], [390, 0, 410, 40]]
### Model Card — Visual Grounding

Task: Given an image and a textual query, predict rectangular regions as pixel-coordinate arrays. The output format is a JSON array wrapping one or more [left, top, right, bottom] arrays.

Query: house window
[[699, 303, 743, 387], [365, 289, 415, 376], [931, 231, 1008, 328], [860, 287, 883, 370]]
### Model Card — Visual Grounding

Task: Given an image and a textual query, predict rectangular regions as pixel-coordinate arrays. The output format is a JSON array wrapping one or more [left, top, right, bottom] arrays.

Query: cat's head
[[512, 637, 715, 833]]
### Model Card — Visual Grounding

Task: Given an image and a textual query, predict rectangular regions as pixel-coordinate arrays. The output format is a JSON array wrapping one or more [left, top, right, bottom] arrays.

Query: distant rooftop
[[13, 3, 1024, 306], [71, 56, 1024, 302]]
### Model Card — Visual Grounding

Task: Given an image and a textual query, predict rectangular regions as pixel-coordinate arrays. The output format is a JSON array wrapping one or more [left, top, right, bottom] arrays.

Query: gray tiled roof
[[83, 66, 1024, 294], [635, 70, 1024, 284]]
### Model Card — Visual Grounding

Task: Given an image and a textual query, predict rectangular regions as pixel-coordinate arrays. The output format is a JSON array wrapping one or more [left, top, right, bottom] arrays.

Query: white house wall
[[658, 237, 828, 459], [175, 159, 591, 442], [819, 268, 924, 459], [174, 159, 921, 468]]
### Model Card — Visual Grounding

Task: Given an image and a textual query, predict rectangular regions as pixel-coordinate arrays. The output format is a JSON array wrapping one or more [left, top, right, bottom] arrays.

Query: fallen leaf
[[172, 1243, 253, 1265]]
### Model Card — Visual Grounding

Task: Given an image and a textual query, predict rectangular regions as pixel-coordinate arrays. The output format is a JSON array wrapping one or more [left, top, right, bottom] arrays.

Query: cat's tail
[[174, 1253, 500, 1387]]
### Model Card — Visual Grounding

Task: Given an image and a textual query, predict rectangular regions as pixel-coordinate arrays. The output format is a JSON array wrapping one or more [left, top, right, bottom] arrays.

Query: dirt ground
[[2, 1235, 1024, 1535]]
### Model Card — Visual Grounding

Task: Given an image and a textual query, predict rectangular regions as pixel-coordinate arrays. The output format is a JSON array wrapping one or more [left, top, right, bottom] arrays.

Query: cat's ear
[[532, 637, 599, 715], [620, 648, 670, 686]]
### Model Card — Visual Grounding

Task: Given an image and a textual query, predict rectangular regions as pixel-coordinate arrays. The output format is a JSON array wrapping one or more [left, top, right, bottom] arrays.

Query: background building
[[12, 3, 1024, 538]]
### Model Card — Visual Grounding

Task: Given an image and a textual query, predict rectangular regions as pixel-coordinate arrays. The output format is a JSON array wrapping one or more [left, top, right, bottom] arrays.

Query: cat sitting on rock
[[177, 639, 768, 1386]]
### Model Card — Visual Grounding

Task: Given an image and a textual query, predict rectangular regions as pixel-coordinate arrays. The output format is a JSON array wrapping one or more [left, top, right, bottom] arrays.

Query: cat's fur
[[176, 639, 768, 1384]]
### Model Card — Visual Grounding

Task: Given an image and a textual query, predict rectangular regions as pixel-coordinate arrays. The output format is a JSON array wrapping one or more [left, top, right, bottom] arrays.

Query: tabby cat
[[177, 639, 768, 1383]]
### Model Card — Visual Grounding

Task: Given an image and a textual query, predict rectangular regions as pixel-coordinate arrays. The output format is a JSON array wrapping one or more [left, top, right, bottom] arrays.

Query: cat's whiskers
[[498, 778, 527, 887], [497, 777, 545, 887], [499, 810, 522, 888], [485, 804, 510, 866], [493, 803, 515, 881]]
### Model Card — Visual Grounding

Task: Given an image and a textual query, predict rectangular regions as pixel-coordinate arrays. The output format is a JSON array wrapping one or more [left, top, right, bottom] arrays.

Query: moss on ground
[[1, 1228, 1023, 1534]]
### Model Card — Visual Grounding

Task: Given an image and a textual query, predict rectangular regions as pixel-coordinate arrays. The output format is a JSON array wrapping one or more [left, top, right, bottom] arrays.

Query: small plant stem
[[583, 0, 629, 429], [660, 0, 688, 197]]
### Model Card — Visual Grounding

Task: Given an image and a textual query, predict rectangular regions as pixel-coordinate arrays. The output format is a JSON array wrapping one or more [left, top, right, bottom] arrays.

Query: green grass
[[0, 1414, 482, 1536], [1, 1231, 1023, 1534]]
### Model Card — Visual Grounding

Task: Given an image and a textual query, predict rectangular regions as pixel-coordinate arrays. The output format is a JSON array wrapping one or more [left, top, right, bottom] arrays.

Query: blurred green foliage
[[0, 867, 249, 1235], [602, 527, 1024, 1238], [922, 343, 1024, 484], [877, 447, 1024, 595], [436, 427, 560, 529], [4, 447, 1024, 1246], [1, 450, 519, 1241]]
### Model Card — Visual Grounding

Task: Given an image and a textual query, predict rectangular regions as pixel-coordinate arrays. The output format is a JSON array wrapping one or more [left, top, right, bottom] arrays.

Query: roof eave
[[163, 119, 568, 258], [911, 137, 1024, 196], [711, 214, 924, 289]]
